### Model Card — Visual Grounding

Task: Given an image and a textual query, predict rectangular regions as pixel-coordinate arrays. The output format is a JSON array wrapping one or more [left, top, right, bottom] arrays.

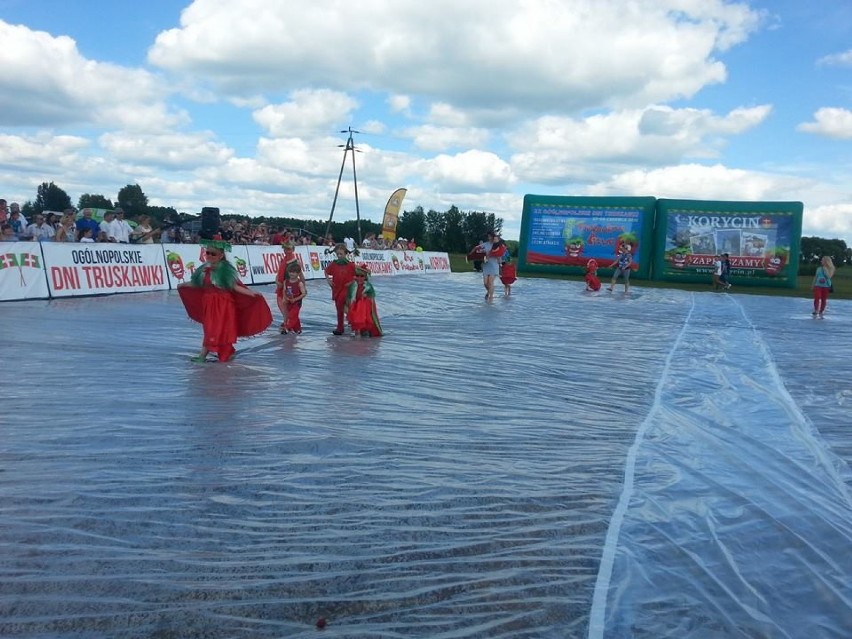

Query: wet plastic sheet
[[1, 275, 851, 638]]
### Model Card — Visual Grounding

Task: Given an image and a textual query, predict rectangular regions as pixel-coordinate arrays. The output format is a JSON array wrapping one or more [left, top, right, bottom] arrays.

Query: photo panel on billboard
[[518, 195, 656, 278], [653, 199, 803, 288]]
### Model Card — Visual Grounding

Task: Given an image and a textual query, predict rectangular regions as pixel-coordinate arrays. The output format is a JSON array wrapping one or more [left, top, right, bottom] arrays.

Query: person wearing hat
[[178, 237, 271, 362], [346, 263, 383, 337], [274, 242, 304, 333]]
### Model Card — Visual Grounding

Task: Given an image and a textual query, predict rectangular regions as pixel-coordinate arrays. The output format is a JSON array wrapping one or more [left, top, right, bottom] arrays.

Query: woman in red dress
[[178, 239, 271, 362]]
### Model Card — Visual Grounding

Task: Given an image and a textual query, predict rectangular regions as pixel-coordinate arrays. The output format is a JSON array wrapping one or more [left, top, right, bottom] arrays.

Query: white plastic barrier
[[0, 242, 50, 300], [161, 243, 252, 288], [0, 243, 451, 301]]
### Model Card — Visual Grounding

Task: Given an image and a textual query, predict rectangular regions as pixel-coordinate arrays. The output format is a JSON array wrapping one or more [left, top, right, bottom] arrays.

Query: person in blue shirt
[[608, 242, 633, 293], [75, 209, 100, 243]]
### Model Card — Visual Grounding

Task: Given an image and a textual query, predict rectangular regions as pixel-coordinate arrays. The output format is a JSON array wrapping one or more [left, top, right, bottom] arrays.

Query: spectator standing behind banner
[[0, 199, 7, 224], [131, 215, 158, 244], [8, 209, 27, 237], [99, 211, 115, 242], [112, 208, 133, 243], [1, 223, 18, 241], [812, 255, 836, 319], [76, 209, 100, 242], [54, 212, 77, 242], [27, 214, 55, 241]]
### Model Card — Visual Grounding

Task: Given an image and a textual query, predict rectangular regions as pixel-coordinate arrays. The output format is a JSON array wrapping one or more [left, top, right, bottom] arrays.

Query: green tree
[[78, 193, 114, 210], [396, 206, 427, 244], [800, 236, 849, 266], [462, 210, 502, 249], [425, 209, 446, 250], [34, 181, 72, 213], [443, 205, 466, 253], [147, 205, 179, 226], [116, 184, 149, 217]]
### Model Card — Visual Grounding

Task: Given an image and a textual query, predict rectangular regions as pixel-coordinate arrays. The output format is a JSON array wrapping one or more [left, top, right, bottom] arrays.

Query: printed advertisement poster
[[518, 195, 656, 278], [44, 243, 169, 297], [654, 200, 803, 287], [0, 242, 50, 300], [162, 244, 252, 287]]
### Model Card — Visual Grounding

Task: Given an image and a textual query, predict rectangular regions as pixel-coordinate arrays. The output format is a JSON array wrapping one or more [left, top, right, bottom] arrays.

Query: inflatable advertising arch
[[518, 195, 656, 279], [653, 199, 803, 289]]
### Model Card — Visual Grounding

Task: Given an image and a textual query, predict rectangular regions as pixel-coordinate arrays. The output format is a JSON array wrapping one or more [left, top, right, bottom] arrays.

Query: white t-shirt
[[344, 236, 355, 251], [113, 218, 132, 243]]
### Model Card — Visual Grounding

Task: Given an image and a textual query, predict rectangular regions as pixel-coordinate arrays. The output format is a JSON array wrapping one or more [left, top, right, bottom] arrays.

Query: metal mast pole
[[324, 127, 361, 243]]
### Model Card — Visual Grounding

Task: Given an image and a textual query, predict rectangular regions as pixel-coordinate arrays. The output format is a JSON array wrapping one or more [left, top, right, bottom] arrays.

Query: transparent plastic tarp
[[1, 275, 850, 638]]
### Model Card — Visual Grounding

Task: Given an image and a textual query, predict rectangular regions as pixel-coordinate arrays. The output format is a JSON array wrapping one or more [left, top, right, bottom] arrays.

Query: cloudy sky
[[1, 0, 851, 242]]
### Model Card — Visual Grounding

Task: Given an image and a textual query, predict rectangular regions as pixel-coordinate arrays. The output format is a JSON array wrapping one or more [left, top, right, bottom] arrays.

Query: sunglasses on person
[[205, 250, 222, 256]]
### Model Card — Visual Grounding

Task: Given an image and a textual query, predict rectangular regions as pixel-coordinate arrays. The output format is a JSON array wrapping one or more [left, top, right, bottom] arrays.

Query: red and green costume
[[179, 255, 271, 361], [324, 258, 356, 332], [346, 267, 383, 337]]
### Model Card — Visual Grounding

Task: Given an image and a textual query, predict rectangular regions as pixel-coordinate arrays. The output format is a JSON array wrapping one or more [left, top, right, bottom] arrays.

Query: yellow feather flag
[[380, 188, 407, 241]]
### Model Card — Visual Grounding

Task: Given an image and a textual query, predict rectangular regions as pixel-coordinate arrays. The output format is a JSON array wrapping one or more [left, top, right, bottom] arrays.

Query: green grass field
[[448, 254, 850, 300]]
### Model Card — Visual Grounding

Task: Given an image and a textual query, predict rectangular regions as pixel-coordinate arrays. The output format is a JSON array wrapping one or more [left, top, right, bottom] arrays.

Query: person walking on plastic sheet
[[346, 263, 383, 337], [719, 252, 733, 290], [178, 238, 272, 363], [324, 243, 357, 335], [500, 250, 517, 297], [711, 253, 724, 290], [282, 262, 307, 334], [607, 243, 633, 293], [274, 242, 304, 333], [477, 231, 508, 302], [812, 255, 836, 319], [584, 258, 601, 291]]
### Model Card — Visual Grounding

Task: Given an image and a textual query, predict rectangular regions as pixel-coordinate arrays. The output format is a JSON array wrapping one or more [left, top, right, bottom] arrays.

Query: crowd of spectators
[[0, 198, 420, 250]]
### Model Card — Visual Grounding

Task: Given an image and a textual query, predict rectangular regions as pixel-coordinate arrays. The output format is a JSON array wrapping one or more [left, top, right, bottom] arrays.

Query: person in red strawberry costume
[[324, 243, 356, 335]]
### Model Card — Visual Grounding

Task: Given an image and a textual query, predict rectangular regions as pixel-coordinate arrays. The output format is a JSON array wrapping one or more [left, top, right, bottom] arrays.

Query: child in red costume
[[275, 242, 303, 333], [178, 238, 271, 362], [324, 243, 356, 335], [585, 259, 601, 291], [499, 254, 517, 297], [282, 262, 307, 333], [346, 263, 383, 337]]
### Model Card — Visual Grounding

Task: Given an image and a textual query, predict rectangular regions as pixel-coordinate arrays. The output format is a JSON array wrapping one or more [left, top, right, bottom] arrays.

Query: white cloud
[[0, 20, 181, 131], [99, 132, 234, 169], [797, 108, 852, 139], [587, 163, 804, 201], [149, 0, 761, 115], [388, 95, 411, 115], [417, 150, 515, 192], [401, 125, 490, 152], [816, 49, 852, 67], [803, 203, 852, 238], [253, 89, 359, 137], [509, 105, 771, 182]]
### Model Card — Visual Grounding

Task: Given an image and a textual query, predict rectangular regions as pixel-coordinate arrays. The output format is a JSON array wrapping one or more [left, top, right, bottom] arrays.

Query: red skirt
[[179, 286, 272, 355], [347, 298, 383, 336]]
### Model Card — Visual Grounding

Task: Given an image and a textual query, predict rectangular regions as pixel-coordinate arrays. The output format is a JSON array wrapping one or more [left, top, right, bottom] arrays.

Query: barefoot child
[[346, 263, 383, 337], [324, 243, 356, 335], [500, 256, 517, 296], [608, 243, 632, 293], [178, 238, 271, 362], [275, 242, 303, 333], [282, 262, 307, 333]]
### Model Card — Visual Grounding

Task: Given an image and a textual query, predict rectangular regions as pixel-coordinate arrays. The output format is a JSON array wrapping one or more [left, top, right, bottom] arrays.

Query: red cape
[[179, 286, 272, 338]]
